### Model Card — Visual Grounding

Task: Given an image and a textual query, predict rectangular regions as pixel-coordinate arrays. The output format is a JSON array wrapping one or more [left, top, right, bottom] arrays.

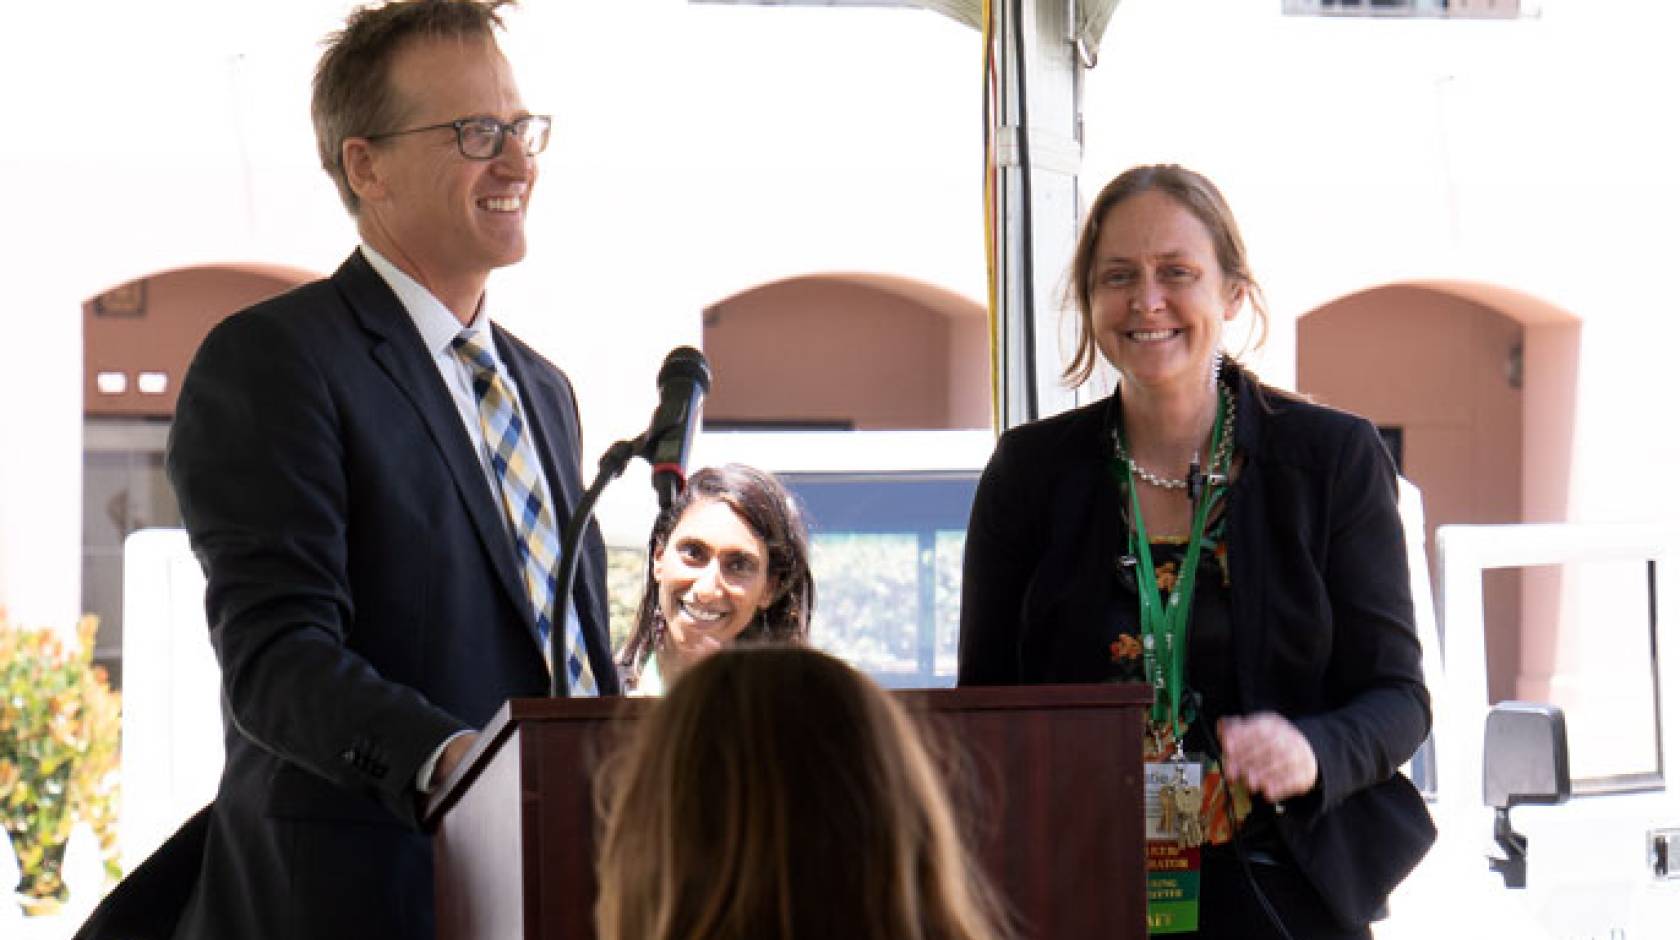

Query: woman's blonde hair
[[595, 646, 1013, 940], [1063, 163, 1271, 386]]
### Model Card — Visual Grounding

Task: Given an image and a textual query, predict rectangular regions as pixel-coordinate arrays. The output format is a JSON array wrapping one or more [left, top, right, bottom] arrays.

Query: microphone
[[544, 346, 708, 694], [637, 346, 711, 510]]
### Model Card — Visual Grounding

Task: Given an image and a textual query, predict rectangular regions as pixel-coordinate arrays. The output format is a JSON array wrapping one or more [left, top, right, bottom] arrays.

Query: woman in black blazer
[[958, 165, 1434, 940]]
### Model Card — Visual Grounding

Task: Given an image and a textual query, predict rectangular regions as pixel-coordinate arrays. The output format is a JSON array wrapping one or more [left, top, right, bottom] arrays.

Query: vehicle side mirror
[[1484, 701, 1570, 810], [1483, 701, 1570, 889]]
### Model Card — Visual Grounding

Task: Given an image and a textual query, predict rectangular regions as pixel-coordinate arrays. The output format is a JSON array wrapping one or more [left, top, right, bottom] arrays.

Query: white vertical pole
[[994, 0, 1086, 429]]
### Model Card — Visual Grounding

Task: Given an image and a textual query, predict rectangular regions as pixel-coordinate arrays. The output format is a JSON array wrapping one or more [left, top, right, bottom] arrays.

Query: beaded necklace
[[1107, 379, 1235, 739]]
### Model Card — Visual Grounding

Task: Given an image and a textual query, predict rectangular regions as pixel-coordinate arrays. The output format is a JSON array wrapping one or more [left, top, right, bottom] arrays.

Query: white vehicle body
[[1380, 519, 1680, 939]]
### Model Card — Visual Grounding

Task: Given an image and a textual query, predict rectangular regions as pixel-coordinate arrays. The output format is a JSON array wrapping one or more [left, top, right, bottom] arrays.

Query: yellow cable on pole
[[981, 0, 1001, 433]]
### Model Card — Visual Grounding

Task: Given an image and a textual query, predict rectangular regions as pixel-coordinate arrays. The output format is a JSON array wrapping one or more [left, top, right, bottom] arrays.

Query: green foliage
[[0, 612, 123, 915], [606, 546, 648, 649], [806, 531, 965, 682]]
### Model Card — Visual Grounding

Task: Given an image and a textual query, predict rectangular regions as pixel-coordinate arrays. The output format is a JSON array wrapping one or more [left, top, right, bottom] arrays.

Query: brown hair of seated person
[[594, 646, 1014, 940]]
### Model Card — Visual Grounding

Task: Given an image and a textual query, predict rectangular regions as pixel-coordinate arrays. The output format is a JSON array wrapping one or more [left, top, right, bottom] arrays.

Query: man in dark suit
[[147, 3, 620, 938]]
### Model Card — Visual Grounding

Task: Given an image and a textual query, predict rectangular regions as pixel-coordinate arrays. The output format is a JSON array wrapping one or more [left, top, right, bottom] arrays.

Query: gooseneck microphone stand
[[548, 436, 639, 697], [549, 345, 709, 696]]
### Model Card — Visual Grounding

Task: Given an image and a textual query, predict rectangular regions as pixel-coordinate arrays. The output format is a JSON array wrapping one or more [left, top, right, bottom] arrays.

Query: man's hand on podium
[[436, 731, 481, 788]]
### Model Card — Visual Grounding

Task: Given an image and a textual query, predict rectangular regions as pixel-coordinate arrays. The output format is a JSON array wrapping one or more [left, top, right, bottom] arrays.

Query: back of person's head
[[620, 464, 816, 679], [312, 0, 514, 214], [595, 646, 1012, 940]]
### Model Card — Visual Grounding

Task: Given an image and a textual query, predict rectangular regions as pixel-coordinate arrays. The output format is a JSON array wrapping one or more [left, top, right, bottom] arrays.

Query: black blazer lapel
[[1223, 369, 1271, 712], [494, 329, 614, 678], [331, 252, 535, 638]]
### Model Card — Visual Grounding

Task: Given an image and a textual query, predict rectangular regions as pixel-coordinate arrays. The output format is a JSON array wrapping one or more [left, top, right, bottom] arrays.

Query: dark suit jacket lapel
[[493, 329, 607, 656], [332, 251, 535, 637]]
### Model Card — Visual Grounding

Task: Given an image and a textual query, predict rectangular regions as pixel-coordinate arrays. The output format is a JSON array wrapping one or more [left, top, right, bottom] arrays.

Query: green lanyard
[[1110, 391, 1232, 737]]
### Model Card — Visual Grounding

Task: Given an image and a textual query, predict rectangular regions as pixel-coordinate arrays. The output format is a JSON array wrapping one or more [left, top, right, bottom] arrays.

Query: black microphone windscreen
[[657, 346, 711, 393]]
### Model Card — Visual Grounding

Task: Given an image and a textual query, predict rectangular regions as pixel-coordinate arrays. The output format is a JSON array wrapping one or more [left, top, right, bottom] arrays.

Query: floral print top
[[1107, 510, 1269, 848]]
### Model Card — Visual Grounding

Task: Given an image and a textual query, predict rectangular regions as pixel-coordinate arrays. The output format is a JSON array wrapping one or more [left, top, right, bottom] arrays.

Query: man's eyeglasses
[[363, 114, 552, 160]]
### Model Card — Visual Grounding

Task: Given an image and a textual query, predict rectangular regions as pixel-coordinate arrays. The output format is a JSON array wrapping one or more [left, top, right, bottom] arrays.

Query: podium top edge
[[896, 682, 1153, 711], [424, 682, 1149, 826], [485, 682, 1152, 728]]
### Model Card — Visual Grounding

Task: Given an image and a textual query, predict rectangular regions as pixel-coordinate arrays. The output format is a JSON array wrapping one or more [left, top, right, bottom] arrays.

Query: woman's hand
[[1217, 711, 1319, 802]]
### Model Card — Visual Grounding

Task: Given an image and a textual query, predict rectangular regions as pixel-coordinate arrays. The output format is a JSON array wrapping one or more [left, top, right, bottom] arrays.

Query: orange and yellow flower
[[1110, 633, 1144, 663]]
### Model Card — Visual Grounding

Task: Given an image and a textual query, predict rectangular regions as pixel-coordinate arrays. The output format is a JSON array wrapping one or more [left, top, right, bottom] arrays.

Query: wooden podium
[[425, 683, 1149, 939]]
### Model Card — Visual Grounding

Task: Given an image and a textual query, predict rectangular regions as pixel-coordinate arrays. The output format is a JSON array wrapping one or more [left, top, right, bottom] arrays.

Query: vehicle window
[[1520, 559, 1664, 792]]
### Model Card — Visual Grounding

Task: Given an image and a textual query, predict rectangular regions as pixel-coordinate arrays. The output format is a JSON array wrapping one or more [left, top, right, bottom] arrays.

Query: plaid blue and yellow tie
[[451, 332, 598, 696]]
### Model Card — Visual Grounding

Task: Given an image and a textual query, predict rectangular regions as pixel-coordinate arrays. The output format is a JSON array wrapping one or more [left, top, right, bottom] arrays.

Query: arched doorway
[[82, 263, 314, 685], [1297, 281, 1580, 704], [692, 272, 990, 687], [701, 273, 988, 431]]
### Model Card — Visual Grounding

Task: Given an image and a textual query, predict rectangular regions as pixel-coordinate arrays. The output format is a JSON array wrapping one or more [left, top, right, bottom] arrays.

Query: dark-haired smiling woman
[[617, 464, 815, 695], [958, 165, 1435, 939]]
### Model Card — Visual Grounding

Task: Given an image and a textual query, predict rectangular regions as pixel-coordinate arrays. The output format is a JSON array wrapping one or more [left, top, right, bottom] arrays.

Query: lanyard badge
[[1111, 382, 1233, 935], [1145, 758, 1206, 934]]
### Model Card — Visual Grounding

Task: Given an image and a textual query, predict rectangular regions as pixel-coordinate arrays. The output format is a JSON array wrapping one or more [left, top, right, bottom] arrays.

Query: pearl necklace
[[1111, 380, 1236, 492]]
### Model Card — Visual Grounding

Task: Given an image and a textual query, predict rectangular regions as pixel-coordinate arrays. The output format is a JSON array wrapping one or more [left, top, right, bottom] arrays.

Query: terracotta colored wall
[[1514, 323, 1580, 701], [947, 308, 991, 429], [85, 267, 303, 418], [1298, 286, 1525, 700], [702, 278, 987, 430]]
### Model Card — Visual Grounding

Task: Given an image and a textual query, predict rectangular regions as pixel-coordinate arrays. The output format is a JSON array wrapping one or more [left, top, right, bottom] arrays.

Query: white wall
[[5, 0, 1679, 616], [1080, 0, 1680, 530], [0, 0, 357, 628], [0, 1, 983, 618]]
